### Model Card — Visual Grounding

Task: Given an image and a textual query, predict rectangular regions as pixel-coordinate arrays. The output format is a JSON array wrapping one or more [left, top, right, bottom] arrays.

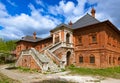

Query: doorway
[[118, 57, 120, 65], [66, 51, 71, 66]]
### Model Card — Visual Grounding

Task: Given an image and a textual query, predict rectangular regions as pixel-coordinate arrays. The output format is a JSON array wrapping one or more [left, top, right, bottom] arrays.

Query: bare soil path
[[0, 64, 120, 83]]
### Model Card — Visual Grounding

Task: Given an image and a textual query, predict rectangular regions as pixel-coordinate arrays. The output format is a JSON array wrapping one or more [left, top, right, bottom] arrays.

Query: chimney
[[68, 21, 73, 28], [91, 8, 96, 18], [33, 32, 36, 39]]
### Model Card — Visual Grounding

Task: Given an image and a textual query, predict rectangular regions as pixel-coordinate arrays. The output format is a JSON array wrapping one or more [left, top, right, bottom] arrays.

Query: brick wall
[[17, 55, 41, 70], [73, 23, 120, 68]]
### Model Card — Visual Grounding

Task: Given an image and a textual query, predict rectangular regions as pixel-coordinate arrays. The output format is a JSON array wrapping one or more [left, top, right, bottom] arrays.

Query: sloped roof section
[[50, 23, 72, 32], [72, 13, 100, 29], [21, 35, 42, 42]]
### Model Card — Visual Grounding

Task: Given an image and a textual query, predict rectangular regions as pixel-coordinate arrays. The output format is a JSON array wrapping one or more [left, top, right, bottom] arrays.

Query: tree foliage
[[0, 38, 17, 53], [0, 38, 17, 63]]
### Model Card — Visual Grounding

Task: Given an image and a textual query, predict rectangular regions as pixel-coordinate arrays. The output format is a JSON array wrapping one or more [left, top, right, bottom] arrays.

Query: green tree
[[0, 38, 17, 53]]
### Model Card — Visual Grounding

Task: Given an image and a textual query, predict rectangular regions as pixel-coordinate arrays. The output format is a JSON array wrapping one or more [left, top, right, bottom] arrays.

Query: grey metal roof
[[72, 13, 100, 29], [50, 23, 71, 32], [21, 35, 42, 42], [39, 36, 52, 41]]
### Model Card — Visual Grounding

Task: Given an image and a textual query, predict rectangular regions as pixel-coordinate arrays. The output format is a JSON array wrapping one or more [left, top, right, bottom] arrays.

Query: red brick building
[[15, 8, 120, 72]]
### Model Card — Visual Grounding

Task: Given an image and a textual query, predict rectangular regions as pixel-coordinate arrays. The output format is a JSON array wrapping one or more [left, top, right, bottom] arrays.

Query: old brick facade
[[15, 9, 120, 71]]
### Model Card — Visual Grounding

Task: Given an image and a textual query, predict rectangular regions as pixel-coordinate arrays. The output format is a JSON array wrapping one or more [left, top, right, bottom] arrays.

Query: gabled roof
[[72, 13, 100, 29]]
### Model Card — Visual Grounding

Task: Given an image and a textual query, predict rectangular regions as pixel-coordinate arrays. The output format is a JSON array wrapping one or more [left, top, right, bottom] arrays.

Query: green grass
[[17, 67, 38, 73], [67, 65, 120, 79], [0, 72, 20, 83]]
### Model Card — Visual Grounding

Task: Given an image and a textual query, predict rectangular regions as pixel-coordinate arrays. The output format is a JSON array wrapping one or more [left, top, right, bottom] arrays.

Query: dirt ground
[[0, 64, 120, 83]]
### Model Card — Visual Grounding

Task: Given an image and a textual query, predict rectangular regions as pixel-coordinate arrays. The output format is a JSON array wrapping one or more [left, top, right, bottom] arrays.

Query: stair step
[[31, 48, 61, 73]]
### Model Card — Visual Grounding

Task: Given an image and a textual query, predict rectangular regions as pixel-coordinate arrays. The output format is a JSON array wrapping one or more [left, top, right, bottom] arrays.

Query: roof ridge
[[72, 13, 100, 29], [73, 13, 99, 24], [87, 13, 100, 22]]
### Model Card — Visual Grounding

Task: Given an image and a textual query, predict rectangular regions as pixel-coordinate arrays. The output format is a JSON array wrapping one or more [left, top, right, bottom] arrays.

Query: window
[[79, 56, 83, 63], [66, 33, 70, 44], [78, 36, 82, 44], [90, 55, 95, 63], [109, 57, 111, 64], [118, 57, 120, 61], [113, 57, 115, 64], [92, 35, 97, 43], [55, 34, 59, 44]]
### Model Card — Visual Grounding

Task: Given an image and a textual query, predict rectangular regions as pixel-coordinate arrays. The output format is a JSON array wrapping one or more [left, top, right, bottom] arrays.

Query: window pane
[[66, 33, 70, 44], [90, 56, 95, 63], [79, 56, 83, 63], [109, 57, 111, 64], [92, 35, 97, 43]]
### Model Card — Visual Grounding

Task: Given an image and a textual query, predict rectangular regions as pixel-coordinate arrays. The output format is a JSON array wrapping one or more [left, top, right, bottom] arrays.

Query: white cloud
[[91, 0, 120, 28], [49, 0, 120, 28], [0, 3, 9, 17], [49, 0, 87, 23], [0, 3, 61, 40], [7, 0, 17, 7], [0, 0, 120, 40]]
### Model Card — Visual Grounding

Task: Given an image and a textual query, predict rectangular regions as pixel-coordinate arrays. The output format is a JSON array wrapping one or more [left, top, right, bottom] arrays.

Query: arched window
[[90, 55, 95, 63], [109, 57, 111, 64], [66, 33, 70, 44], [79, 56, 83, 63]]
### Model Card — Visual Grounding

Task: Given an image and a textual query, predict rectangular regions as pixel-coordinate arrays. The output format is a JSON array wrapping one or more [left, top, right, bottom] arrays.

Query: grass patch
[[0, 72, 20, 83], [67, 65, 120, 79], [6, 66, 39, 73], [17, 67, 38, 73]]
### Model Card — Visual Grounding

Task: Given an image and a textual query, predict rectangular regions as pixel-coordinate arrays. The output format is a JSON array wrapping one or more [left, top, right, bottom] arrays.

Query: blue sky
[[0, 0, 120, 40]]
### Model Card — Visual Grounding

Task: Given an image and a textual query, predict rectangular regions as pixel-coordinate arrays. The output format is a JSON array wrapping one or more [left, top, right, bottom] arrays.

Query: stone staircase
[[31, 48, 61, 72], [44, 42, 65, 69], [16, 41, 68, 73]]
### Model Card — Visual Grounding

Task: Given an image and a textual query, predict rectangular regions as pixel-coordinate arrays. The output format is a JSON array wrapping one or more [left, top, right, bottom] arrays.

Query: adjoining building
[[15, 8, 120, 72]]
